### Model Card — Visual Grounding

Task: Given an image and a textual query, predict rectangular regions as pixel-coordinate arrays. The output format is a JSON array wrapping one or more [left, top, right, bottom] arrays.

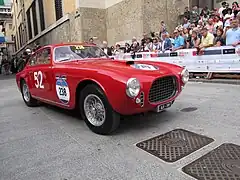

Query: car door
[[29, 47, 54, 101]]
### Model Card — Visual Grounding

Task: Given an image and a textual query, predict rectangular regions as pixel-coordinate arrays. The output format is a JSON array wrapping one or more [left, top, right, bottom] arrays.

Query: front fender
[[93, 74, 129, 113]]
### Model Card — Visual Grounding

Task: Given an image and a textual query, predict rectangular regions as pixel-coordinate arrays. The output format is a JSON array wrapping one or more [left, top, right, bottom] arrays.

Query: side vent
[[140, 92, 144, 107]]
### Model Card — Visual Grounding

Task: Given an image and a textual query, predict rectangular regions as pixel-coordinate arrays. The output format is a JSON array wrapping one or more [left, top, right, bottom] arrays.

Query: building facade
[[12, 0, 224, 55], [0, 0, 14, 61]]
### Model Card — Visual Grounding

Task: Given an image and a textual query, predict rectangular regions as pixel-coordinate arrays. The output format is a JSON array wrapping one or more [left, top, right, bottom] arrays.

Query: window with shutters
[[26, 9, 32, 40], [18, 25, 22, 47], [38, 0, 45, 31], [55, 0, 63, 21], [32, 1, 38, 36]]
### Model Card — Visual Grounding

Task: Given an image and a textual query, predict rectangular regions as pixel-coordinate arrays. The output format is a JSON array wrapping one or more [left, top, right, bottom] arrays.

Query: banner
[[112, 46, 240, 73]]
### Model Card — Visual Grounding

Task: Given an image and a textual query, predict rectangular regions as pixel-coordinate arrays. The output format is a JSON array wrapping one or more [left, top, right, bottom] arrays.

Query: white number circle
[[56, 78, 70, 104], [131, 64, 158, 70]]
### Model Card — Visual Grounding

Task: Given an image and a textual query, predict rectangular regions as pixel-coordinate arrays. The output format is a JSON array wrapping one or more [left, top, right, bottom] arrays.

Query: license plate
[[156, 102, 173, 112]]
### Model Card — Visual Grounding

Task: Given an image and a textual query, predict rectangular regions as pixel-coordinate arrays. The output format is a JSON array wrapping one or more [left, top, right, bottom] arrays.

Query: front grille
[[148, 76, 177, 103]]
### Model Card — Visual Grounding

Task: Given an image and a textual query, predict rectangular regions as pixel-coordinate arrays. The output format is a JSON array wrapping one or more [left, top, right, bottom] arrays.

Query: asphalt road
[[1, 76, 240, 180]]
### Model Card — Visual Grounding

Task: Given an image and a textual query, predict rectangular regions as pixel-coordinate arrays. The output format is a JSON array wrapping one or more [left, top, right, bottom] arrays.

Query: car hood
[[60, 59, 182, 80]]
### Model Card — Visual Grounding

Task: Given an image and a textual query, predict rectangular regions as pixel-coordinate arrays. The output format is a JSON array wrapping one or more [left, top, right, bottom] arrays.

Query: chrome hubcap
[[83, 94, 106, 127], [23, 84, 30, 102]]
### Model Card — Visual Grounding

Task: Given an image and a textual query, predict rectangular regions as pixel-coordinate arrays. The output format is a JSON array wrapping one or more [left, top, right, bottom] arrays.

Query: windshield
[[54, 45, 109, 62]]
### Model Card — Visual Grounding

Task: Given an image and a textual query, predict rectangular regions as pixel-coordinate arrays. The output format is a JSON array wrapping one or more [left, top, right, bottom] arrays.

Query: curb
[[189, 79, 240, 85]]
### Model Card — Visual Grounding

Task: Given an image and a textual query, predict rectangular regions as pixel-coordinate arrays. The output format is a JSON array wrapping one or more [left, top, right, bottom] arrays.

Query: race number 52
[[34, 71, 44, 89]]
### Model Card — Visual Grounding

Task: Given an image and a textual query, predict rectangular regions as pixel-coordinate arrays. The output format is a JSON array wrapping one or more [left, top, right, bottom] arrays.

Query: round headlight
[[126, 78, 140, 98], [181, 68, 189, 84]]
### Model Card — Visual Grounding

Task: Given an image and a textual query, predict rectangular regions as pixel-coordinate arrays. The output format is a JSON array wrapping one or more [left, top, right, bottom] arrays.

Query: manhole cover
[[180, 107, 198, 112], [136, 129, 214, 163], [182, 143, 240, 180]]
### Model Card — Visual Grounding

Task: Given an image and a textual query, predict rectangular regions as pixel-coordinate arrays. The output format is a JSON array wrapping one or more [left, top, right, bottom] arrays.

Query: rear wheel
[[79, 84, 120, 135], [21, 80, 39, 107]]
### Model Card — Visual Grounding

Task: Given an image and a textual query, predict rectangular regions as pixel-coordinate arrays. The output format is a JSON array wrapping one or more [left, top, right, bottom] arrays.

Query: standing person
[[237, 12, 240, 27], [113, 44, 121, 55], [89, 37, 96, 45], [141, 33, 148, 46], [232, 2, 240, 18], [10, 55, 17, 74], [183, 16, 190, 28], [0, 52, 2, 74], [206, 18, 215, 34], [172, 30, 185, 51], [191, 30, 201, 48], [102, 41, 112, 56], [183, 6, 191, 20], [1, 58, 9, 75], [214, 28, 225, 46], [152, 37, 161, 51], [190, 6, 199, 25], [213, 15, 223, 36], [218, 2, 227, 19], [199, 27, 214, 52], [17, 51, 29, 72], [225, 19, 240, 46], [222, 3, 232, 18], [161, 32, 172, 52], [124, 43, 131, 53]]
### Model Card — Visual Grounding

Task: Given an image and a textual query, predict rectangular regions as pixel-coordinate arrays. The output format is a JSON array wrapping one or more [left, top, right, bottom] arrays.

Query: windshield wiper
[[58, 57, 71, 62]]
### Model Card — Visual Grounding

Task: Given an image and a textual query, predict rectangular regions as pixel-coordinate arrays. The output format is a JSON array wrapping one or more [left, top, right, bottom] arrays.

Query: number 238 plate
[[156, 101, 173, 112]]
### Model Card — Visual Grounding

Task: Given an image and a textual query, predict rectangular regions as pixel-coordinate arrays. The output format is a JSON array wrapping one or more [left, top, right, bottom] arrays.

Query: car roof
[[31, 43, 97, 56]]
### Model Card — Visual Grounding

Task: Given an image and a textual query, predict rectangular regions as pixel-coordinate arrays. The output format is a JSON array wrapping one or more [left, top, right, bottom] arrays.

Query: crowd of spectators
[[100, 2, 240, 56], [0, 44, 42, 75]]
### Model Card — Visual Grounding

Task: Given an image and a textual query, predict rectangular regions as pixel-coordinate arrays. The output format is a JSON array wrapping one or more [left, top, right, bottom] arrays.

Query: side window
[[29, 54, 37, 66], [36, 48, 51, 65]]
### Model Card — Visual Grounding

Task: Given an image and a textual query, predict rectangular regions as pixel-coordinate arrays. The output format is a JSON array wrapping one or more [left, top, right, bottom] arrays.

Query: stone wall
[[143, 0, 189, 35], [79, 7, 107, 42], [106, 0, 144, 45], [106, 0, 188, 45], [16, 0, 189, 55]]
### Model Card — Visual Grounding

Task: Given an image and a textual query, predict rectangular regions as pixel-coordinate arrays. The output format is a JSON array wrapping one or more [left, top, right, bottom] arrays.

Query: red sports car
[[16, 43, 189, 135]]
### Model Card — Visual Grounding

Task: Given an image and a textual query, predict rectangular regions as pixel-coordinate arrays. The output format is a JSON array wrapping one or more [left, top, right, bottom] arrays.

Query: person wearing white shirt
[[218, 2, 227, 18]]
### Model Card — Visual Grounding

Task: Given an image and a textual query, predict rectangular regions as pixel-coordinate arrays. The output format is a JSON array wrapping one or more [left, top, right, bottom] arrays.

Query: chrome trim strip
[[32, 95, 70, 107]]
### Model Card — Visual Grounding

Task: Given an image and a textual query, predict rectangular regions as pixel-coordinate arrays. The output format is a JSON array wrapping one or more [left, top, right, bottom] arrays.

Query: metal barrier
[[112, 45, 240, 73]]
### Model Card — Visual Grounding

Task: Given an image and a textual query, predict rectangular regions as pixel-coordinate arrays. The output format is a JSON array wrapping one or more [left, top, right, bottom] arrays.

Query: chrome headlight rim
[[126, 78, 140, 98], [181, 68, 189, 84]]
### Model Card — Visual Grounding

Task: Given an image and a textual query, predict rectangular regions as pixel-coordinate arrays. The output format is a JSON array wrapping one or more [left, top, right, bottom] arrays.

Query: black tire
[[21, 80, 39, 107], [79, 84, 120, 135]]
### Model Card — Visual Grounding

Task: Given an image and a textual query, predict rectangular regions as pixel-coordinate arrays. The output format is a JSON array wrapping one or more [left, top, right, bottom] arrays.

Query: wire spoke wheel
[[83, 94, 106, 127], [22, 83, 30, 102]]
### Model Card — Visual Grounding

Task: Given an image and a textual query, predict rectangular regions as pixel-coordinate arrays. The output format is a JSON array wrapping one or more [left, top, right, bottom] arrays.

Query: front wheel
[[21, 80, 39, 107], [79, 84, 120, 135]]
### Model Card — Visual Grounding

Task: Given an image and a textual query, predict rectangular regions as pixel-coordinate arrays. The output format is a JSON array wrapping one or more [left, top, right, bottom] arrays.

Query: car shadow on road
[[40, 103, 178, 135], [114, 110, 179, 135]]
